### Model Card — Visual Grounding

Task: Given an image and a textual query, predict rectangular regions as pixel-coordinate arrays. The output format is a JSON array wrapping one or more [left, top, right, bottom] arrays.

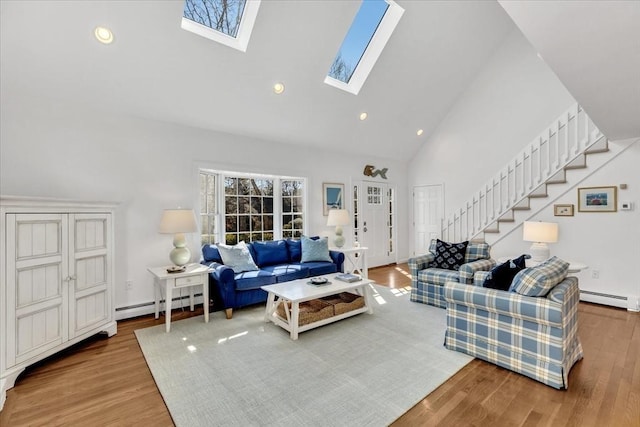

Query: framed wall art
[[323, 183, 344, 216], [554, 204, 574, 217], [578, 186, 617, 212]]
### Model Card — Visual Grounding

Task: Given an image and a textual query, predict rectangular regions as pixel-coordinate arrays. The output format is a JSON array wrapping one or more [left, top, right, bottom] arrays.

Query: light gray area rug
[[135, 285, 472, 426]]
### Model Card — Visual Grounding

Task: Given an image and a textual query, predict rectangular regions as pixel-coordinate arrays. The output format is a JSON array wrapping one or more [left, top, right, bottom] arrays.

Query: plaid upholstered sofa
[[443, 257, 583, 389], [409, 239, 495, 308]]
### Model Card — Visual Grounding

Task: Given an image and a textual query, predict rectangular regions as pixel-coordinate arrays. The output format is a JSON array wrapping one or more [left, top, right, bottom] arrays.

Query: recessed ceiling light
[[417, 129, 424, 136], [359, 112, 368, 121], [94, 26, 114, 44], [273, 83, 285, 94]]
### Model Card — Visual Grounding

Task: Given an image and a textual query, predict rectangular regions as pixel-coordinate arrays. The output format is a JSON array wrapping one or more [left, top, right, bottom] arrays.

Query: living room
[[1, 0, 639, 425]]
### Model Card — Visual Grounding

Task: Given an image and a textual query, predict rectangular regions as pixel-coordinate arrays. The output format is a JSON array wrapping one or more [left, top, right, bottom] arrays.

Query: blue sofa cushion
[[261, 264, 309, 282], [252, 240, 290, 267], [291, 261, 337, 276], [234, 270, 277, 291], [218, 241, 259, 273], [286, 239, 302, 262], [301, 236, 332, 263], [202, 244, 223, 263]]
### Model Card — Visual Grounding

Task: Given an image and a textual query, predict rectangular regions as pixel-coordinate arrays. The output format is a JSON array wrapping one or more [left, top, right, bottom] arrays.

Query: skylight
[[325, 0, 404, 95], [181, 0, 261, 52]]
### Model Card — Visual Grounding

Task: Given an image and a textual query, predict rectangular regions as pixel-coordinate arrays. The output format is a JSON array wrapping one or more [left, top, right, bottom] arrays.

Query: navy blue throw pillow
[[429, 240, 469, 271], [484, 254, 529, 291]]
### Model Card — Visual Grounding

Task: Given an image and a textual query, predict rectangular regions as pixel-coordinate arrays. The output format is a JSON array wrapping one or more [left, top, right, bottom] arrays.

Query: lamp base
[[170, 233, 191, 266], [529, 242, 550, 263], [333, 225, 345, 248], [170, 246, 191, 267]]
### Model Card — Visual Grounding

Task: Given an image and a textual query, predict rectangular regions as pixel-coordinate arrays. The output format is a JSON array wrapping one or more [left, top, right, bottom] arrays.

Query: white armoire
[[1, 196, 117, 410]]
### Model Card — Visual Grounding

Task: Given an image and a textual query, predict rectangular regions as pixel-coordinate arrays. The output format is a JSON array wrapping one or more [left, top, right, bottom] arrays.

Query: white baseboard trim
[[579, 290, 639, 311], [115, 294, 205, 320]]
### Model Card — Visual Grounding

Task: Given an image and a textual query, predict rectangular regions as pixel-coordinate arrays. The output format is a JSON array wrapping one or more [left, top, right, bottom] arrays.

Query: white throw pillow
[[217, 241, 259, 273]]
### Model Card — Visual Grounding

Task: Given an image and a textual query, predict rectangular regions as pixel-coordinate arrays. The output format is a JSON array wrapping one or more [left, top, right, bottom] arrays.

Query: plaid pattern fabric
[[410, 240, 494, 308], [511, 256, 569, 296], [459, 258, 496, 284], [464, 242, 491, 264], [473, 270, 491, 286], [444, 277, 583, 389]]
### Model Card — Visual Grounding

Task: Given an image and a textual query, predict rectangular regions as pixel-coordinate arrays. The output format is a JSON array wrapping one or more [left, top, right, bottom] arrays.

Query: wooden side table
[[330, 246, 369, 278], [147, 264, 210, 332]]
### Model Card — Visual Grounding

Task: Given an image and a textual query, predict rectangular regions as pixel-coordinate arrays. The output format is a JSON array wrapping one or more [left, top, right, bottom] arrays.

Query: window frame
[[324, 0, 405, 95], [198, 169, 307, 245], [181, 0, 261, 52]]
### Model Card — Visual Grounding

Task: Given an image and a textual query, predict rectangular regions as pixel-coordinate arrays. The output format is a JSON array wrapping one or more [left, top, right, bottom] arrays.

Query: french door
[[356, 181, 396, 267]]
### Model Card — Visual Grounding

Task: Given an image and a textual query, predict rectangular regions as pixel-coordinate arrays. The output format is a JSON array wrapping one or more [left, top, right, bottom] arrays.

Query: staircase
[[441, 103, 624, 245]]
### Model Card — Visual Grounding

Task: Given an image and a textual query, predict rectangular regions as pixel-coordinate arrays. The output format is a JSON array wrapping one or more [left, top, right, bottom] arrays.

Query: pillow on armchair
[[484, 254, 528, 291], [510, 256, 569, 296], [428, 239, 469, 271]]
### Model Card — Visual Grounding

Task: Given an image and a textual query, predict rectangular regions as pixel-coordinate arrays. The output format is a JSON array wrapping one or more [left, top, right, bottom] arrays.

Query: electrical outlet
[[591, 270, 600, 279], [126, 280, 133, 290]]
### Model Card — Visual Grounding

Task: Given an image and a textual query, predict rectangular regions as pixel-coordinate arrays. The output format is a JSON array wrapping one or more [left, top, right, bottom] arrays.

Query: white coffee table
[[262, 273, 374, 340]]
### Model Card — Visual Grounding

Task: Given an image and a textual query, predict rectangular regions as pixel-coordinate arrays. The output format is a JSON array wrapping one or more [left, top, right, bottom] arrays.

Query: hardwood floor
[[1, 264, 638, 426]]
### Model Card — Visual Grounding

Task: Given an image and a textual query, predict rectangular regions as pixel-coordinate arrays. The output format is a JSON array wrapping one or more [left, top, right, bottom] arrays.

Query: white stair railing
[[441, 104, 604, 242]]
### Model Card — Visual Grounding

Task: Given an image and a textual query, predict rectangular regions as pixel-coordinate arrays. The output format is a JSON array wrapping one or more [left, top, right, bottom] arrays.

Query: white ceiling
[[0, 0, 515, 161], [500, 0, 640, 141], [1, 1, 637, 162]]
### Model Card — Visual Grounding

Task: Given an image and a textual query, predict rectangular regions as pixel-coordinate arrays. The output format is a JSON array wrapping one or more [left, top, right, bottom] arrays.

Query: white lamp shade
[[327, 209, 350, 226], [523, 221, 558, 243], [159, 209, 198, 234]]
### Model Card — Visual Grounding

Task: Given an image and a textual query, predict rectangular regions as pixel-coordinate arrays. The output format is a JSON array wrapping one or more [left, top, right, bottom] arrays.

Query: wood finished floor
[[1, 263, 638, 426]]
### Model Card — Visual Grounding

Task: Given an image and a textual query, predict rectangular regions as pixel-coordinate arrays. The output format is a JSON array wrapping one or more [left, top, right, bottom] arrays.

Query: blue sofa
[[201, 239, 344, 319]]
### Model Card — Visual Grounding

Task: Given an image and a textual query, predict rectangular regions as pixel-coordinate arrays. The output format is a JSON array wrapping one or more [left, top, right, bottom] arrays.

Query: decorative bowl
[[310, 277, 328, 285]]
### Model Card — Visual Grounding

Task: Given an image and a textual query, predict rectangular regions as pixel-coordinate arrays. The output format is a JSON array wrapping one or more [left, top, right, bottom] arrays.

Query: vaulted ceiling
[[1, 1, 638, 162]]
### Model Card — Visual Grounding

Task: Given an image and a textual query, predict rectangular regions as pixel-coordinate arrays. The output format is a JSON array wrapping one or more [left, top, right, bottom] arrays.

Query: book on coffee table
[[335, 273, 362, 283]]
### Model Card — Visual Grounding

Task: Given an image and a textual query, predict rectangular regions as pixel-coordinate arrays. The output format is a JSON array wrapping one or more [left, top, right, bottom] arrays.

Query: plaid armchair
[[409, 240, 495, 308], [443, 275, 583, 389]]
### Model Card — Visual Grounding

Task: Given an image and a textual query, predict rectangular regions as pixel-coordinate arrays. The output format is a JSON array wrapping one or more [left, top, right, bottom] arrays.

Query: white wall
[[0, 94, 409, 318], [408, 29, 576, 225], [408, 28, 640, 309], [494, 138, 640, 309]]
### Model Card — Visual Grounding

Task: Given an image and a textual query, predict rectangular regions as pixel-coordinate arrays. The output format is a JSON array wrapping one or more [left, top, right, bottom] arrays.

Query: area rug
[[135, 285, 472, 426]]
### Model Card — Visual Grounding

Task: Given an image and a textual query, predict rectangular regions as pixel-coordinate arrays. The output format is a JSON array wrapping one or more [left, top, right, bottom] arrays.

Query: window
[[353, 184, 360, 244], [325, 0, 404, 95], [182, 0, 261, 52], [200, 172, 217, 245], [199, 170, 305, 245], [281, 180, 304, 239]]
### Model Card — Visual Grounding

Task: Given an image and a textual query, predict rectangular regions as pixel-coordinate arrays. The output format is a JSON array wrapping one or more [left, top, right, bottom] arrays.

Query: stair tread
[[529, 194, 548, 198], [497, 218, 515, 223], [512, 206, 530, 211], [546, 180, 567, 185], [584, 148, 609, 154], [565, 164, 587, 170]]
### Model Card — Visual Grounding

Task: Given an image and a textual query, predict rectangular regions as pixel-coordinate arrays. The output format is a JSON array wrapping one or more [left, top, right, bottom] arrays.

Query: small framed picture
[[578, 186, 617, 212], [554, 204, 574, 216], [323, 183, 344, 216]]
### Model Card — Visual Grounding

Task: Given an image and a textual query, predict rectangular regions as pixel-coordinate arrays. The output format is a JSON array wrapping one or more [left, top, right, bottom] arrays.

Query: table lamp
[[159, 208, 198, 267], [523, 221, 558, 263], [327, 209, 350, 248]]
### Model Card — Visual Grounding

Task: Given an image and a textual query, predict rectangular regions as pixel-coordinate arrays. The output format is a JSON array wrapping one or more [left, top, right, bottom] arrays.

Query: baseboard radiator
[[580, 290, 636, 311], [115, 293, 206, 320]]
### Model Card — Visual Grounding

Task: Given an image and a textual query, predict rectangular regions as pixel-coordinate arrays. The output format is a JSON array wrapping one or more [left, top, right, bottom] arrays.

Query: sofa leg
[[225, 308, 233, 319]]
